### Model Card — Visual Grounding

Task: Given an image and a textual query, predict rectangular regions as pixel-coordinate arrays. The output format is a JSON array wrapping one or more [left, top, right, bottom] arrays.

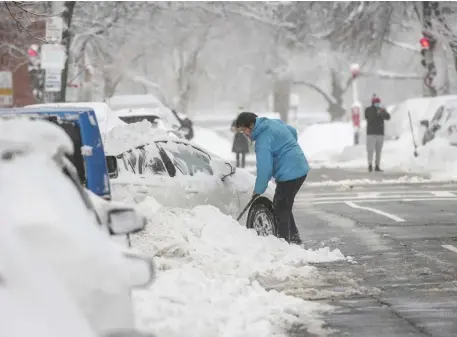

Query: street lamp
[[350, 63, 361, 145]]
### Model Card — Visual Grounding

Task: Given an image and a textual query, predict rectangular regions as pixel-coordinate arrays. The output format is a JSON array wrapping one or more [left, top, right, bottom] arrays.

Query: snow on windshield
[[129, 197, 346, 337]]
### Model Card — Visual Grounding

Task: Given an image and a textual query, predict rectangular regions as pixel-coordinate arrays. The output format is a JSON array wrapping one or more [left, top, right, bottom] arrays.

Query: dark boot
[[375, 165, 383, 172], [368, 164, 373, 172]]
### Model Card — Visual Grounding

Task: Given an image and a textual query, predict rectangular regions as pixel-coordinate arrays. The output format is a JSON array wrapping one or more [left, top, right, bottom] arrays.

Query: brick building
[[0, 10, 45, 107]]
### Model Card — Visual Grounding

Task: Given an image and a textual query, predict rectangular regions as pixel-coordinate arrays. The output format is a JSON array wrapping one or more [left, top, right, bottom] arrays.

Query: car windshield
[[118, 115, 159, 126]]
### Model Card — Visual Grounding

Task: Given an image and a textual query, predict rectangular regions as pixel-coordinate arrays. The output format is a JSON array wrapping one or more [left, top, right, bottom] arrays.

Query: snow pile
[[192, 126, 233, 161], [297, 117, 457, 180], [130, 197, 346, 337], [298, 122, 353, 163]]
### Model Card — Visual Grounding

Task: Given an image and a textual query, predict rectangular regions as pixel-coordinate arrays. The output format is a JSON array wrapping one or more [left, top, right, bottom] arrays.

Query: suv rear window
[[118, 115, 159, 126], [49, 119, 86, 185]]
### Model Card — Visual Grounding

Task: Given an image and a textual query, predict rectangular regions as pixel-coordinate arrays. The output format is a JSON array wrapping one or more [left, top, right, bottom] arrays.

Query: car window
[[124, 150, 141, 174], [431, 106, 444, 123], [142, 144, 169, 176], [49, 119, 86, 185], [158, 141, 213, 176]]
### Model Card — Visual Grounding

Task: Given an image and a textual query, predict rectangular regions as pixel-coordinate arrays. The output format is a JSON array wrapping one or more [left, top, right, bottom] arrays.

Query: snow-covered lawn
[[118, 196, 347, 337], [299, 121, 457, 181]]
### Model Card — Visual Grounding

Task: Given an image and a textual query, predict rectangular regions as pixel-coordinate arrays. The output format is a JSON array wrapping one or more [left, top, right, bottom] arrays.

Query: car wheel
[[247, 203, 276, 237]]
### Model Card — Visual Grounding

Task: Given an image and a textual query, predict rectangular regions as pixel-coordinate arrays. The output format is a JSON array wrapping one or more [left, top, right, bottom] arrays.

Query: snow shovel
[[236, 195, 258, 221], [407, 110, 419, 157]]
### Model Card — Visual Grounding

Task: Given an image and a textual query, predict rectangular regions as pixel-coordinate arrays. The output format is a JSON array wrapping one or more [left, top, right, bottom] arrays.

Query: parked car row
[[1, 93, 277, 336]]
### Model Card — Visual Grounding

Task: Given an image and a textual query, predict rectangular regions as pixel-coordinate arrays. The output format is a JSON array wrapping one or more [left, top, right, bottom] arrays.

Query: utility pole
[[421, 1, 438, 97]]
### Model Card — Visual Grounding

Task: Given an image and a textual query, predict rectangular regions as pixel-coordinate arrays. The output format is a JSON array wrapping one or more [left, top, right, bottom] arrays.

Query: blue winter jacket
[[252, 117, 310, 194]]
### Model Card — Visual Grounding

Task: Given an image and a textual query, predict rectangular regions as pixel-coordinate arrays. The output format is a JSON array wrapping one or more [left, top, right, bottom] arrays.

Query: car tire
[[247, 203, 276, 237]]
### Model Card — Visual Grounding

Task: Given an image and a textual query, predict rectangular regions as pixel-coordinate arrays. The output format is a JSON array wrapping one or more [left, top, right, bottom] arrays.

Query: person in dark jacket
[[235, 112, 310, 245], [231, 118, 250, 168], [365, 94, 391, 172], [172, 109, 194, 140]]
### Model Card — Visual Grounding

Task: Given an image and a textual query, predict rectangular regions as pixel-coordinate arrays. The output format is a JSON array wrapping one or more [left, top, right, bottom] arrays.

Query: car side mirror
[[420, 119, 429, 128], [121, 249, 156, 289], [107, 208, 146, 235], [106, 155, 118, 178], [221, 162, 236, 181]]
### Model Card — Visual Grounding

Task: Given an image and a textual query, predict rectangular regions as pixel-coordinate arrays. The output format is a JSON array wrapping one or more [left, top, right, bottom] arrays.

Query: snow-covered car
[[105, 133, 277, 236], [115, 107, 184, 139], [108, 94, 181, 125], [0, 118, 156, 336], [1, 218, 99, 337], [420, 98, 457, 146]]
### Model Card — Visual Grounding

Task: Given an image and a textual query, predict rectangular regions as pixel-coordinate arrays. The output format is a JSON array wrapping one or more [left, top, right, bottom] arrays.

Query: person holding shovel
[[235, 112, 310, 245]]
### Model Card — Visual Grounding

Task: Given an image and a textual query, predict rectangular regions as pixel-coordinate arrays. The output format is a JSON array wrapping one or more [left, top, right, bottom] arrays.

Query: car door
[[157, 141, 229, 210]]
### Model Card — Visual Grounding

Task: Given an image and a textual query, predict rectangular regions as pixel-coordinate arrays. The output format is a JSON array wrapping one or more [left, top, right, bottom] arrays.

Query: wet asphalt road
[[282, 167, 457, 337]]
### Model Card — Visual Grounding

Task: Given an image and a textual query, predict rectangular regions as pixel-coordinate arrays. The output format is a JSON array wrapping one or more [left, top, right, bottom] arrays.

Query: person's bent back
[[252, 117, 309, 194], [235, 112, 310, 245]]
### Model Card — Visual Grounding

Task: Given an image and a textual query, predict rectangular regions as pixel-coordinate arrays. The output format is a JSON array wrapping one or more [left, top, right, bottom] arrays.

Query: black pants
[[273, 175, 307, 243], [236, 152, 246, 168]]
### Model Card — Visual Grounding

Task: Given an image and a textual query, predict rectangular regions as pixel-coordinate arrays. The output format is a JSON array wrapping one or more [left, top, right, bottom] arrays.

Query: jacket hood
[[252, 117, 269, 140]]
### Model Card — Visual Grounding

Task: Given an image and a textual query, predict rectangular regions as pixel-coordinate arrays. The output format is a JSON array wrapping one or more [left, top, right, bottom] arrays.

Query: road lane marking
[[442, 244, 457, 255], [296, 197, 457, 205], [345, 201, 406, 222], [431, 191, 456, 197], [297, 194, 431, 202]]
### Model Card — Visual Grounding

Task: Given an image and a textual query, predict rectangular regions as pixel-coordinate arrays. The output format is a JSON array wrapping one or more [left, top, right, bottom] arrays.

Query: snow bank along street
[[118, 195, 348, 337]]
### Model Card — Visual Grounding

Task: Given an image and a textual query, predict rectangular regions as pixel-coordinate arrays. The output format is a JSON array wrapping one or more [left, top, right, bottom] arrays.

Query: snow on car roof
[[0, 118, 74, 158], [115, 107, 161, 117], [106, 94, 163, 109], [26, 102, 125, 136], [104, 120, 209, 157], [104, 120, 180, 155]]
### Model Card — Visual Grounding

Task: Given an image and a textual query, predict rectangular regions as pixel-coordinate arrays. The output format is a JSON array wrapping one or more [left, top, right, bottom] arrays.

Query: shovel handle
[[236, 195, 258, 222]]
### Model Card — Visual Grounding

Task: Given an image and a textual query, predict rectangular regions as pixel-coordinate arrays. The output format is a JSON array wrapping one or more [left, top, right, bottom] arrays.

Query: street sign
[[46, 17, 63, 43], [41, 44, 66, 70], [44, 69, 62, 92], [0, 71, 13, 107]]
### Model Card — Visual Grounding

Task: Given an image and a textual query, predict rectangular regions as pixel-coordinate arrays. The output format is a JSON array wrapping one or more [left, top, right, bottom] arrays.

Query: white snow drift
[[298, 118, 457, 181], [124, 196, 346, 337]]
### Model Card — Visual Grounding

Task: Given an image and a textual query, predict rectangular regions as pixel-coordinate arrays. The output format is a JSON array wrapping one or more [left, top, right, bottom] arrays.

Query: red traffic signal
[[420, 37, 430, 49], [28, 44, 39, 57]]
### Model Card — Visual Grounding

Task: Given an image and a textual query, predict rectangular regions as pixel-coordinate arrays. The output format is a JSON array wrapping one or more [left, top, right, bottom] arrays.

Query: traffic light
[[27, 44, 44, 102], [420, 36, 430, 68], [420, 37, 430, 50]]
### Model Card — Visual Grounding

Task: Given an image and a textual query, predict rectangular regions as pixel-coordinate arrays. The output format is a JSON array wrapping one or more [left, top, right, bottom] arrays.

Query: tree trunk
[[328, 69, 346, 120], [273, 78, 291, 123], [57, 1, 76, 102]]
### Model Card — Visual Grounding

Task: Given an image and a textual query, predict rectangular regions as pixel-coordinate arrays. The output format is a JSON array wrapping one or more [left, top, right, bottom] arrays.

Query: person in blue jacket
[[235, 112, 310, 245]]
